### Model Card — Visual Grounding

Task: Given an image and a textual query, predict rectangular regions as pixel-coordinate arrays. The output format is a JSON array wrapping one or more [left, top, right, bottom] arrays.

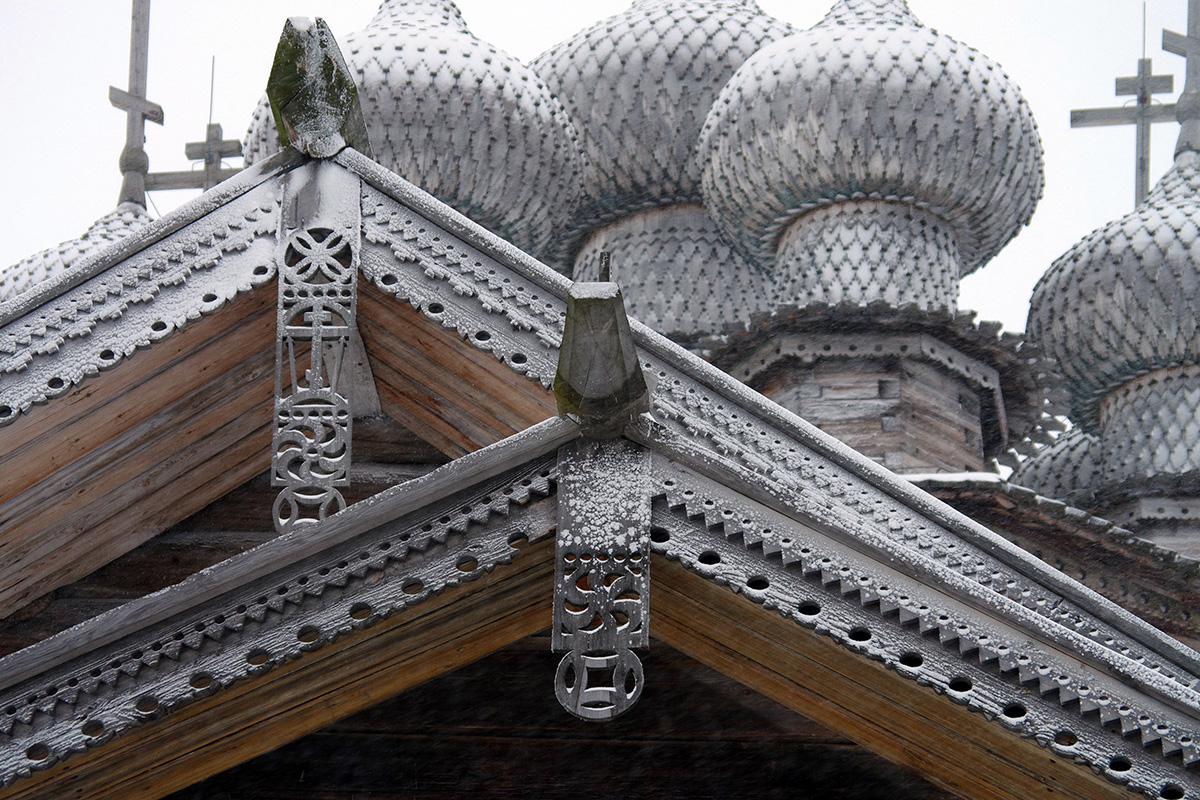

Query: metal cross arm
[[183, 123, 243, 162], [146, 123, 243, 192], [1070, 57, 1177, 206], [1069, 104, 1176, 127], [1163, 28, 1200, 64], [109, 86, 164, 126]]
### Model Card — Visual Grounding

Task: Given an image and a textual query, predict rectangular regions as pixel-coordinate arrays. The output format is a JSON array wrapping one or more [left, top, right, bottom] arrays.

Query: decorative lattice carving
[[273, 224, 357, 534], [0, 181, 281, 426], [553, 439, 651, 720]]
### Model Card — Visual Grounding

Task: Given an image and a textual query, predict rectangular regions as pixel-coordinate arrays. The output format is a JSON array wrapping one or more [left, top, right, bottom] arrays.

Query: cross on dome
[[1069, 59, 1175, 206], [144, 123, 243, 193], [109, 0, 164, 208]]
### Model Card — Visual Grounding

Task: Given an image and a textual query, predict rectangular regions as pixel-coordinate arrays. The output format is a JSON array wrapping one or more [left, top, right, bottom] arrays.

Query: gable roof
[[1, 148, 1198, 800]]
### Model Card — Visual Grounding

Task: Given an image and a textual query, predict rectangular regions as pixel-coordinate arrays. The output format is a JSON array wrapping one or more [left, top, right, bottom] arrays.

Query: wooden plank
[[357, 284, 553, 456], [364, 331, 515, 444], [369, 356, 482, 456], [359, 283, 555, 413], [363, 324, 533, 435], [4, 537, 557, 800], [0, 418, 272, 617], [170, 635, 954, 800], [0, 332, 276, 619], [0, 346, 275, 563], [650, 557, 1136, 800], [0, 285, 276, 500]]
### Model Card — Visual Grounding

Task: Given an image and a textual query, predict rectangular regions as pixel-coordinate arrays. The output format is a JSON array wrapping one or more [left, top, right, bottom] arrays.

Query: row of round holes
[[3, 476, 548, 722], [18, 595, 390, 766], [12, 520, 542, 764], [655, 525, 1189, 794], [656, 505, 1158, 733], [659, 469, 1160, 677], [13, 273, 272, 412]]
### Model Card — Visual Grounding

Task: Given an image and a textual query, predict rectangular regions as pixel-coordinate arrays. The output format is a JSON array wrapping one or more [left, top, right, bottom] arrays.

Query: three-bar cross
[[145, 123, 243, 192], [1071, 58, 1175, 206]]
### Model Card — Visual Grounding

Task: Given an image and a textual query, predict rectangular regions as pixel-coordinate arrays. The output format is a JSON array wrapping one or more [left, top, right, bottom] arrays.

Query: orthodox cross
[[1164, 0, 1200, 156], [145, 123, 243, 192], [109, 0, 164, 207], [1070, 58, 1175, 206]]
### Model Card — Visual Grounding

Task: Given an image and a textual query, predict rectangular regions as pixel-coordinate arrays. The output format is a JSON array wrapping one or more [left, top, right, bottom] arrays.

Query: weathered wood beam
[[3, 537, 556, 800], [0, 284, 277, 618], [651, 557, 1136, 800], [358, 282, 554, 457]]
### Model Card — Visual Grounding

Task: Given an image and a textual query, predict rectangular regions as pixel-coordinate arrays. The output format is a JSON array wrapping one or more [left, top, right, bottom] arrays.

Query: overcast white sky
[[0, 1, 1189, 332]]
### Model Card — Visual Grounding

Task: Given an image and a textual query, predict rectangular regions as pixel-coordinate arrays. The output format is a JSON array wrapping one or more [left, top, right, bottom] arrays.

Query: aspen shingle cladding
[[0, 203, 151, 304], [1029, 151, 1200, 431], [530, 0, 795, 241], [245, 0, 584, 264], [697, 0, 1044, 276]]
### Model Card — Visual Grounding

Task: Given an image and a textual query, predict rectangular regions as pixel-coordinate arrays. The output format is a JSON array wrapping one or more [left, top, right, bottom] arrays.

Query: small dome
[[1028, 151, 1200, 428], [245, 0, 584, 260], [531, 0, 793, 244], [572, 205, 767, 337], [698, 0, 1043, 274], [0, 203, 151, 304], [1012, 428, 1102, 506]]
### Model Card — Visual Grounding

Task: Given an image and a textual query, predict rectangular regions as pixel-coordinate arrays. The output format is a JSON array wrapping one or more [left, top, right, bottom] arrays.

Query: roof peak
[[367, 0, 468, 33], [817, 0, 920, 28]]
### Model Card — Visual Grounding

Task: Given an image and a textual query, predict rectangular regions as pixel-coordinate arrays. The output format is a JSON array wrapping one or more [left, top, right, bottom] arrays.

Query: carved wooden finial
[[553, 276, 649, 439], [266, 17, 371, 159]]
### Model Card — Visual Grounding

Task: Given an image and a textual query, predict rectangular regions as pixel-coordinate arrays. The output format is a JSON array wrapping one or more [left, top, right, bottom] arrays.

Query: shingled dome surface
[[0, 203, 152, 304], [531, 0, 793, 243], [244, 0, 583, 261], [1012, 428, 1102, 506], [698, 0, 1044, 274], [1028, 150, 1200, 429]]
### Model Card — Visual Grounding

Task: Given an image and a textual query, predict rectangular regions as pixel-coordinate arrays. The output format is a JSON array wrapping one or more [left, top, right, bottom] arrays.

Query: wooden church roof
[[2, 24, 1200, 800]]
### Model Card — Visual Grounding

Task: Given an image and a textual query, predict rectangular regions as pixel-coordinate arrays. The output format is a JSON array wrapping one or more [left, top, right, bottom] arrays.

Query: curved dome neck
[[817, 0, 920, 29], [1144, 150, 1200, 206], [363, 0, 469, 34], [773, 201, 962, 313]]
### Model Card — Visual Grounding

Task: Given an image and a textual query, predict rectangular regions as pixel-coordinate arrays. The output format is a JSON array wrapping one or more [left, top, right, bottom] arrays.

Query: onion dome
[[531, 0, 794, 245], [698, 0, 1044, 310], [245, 0, 584, 260], [0, 203, 151, 304], [572, 205, 768, 337], [1028, 151, 1200, 431], [1012, 428, 1102, 505]]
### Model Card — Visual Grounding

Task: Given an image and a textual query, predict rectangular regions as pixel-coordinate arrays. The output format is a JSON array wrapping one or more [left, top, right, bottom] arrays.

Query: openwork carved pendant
[[553, 438, 651, 720], [272, 222, 357, 535]]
